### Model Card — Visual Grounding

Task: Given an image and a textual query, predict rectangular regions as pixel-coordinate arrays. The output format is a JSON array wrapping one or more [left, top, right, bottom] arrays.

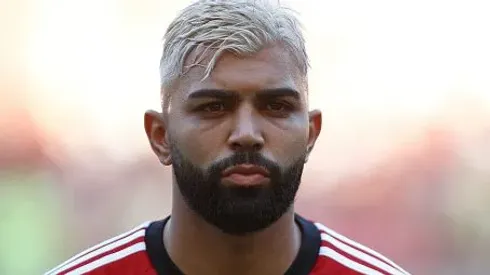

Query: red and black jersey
[[46, 215, 410, 275]]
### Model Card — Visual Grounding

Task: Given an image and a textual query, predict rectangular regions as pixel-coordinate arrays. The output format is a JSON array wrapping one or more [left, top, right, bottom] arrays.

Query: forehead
[[177, 45, 306, 100]]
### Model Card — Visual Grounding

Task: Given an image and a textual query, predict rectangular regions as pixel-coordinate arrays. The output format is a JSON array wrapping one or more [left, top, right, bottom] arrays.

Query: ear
[[305, 109, 322, 162], [144, 110, 172, 165]]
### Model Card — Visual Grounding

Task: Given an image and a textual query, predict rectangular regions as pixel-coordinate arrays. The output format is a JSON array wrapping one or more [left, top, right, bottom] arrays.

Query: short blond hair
[[159, 0, 309, 91]]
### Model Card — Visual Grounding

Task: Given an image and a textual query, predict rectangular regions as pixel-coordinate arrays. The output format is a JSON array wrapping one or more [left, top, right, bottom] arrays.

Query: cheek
[[171, 117, 229, 165], [264, 119, 309, 165]]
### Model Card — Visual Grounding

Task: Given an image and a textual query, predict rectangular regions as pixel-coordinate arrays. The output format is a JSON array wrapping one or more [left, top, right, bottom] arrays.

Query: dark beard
[[170, 146, 306, 235]]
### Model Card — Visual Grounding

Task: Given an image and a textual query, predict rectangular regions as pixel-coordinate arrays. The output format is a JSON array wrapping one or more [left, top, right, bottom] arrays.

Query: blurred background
[[1, 0, 489, 274]]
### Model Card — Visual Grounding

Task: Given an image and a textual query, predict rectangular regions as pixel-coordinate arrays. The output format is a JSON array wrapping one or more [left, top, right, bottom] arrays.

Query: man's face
[[145, 44, 322, 235]]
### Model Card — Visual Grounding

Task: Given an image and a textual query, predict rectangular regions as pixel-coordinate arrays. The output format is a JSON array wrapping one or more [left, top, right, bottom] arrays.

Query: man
[[47, 0, 410, 274]]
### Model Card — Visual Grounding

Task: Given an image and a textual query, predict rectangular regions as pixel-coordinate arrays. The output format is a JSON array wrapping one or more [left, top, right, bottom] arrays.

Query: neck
[[164, 191, 301, 275]]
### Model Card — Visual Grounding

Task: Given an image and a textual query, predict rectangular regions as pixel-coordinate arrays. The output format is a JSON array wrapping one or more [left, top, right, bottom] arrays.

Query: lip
[[221, 164, 270, 177], [221, 164, 270, 187]]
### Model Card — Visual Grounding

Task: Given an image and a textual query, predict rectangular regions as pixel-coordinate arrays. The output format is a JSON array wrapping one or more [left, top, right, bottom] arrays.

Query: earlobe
[[159, 132, 172, 166], [305, 146, 313, 163], [144, 110, 172, 166], [306, 109, 322, 158]]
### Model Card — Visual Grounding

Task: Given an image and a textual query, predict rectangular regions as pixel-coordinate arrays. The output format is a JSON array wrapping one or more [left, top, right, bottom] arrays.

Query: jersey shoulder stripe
[[63, 242, 147, 275], [314, 222, 410, 275], [45, 222, 151, 275]]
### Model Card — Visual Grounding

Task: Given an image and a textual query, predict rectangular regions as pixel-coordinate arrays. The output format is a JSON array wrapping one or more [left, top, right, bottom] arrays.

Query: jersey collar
[[145, 214, 321, 275]]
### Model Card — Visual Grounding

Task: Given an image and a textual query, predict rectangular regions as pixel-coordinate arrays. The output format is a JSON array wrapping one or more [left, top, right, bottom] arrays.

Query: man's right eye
[[201, 102, 225, 113]]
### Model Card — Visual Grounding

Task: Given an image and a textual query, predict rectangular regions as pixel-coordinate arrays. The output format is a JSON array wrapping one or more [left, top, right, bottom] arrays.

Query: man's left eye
[[266, 102, 288, 112]]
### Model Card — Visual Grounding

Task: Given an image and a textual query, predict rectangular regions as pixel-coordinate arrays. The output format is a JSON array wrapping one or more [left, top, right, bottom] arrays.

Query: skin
[[144, 44, 322, 275]]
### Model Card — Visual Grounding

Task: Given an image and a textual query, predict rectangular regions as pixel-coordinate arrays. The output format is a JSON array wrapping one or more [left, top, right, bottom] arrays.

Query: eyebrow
[[187, 88, 301, 100]]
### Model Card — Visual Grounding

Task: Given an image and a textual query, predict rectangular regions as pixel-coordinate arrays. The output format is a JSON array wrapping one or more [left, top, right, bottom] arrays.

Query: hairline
[[160, 43, 308, 112]]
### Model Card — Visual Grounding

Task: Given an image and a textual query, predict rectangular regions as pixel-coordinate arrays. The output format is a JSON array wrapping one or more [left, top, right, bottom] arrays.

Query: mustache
[[208, 152, 280, 174]]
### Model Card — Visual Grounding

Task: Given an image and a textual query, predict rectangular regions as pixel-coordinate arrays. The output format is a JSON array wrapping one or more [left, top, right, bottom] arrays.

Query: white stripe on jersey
[[321, 233, 405, 275], [45, 221, 150, 275], [49, 229, 146, 274], [65, 242, 146, 275], [319, 246, 385, 275], [315, 223, 410, 275]]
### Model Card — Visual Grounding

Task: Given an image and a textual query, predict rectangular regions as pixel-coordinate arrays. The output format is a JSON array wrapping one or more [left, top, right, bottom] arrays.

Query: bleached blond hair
[[159, 0, 309, 93]]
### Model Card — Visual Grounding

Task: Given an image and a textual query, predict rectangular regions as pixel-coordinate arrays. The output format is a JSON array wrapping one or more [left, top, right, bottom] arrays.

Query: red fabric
[[49, 222, 407, 275]]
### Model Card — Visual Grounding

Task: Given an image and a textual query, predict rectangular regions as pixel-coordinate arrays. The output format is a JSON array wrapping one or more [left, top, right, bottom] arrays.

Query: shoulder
[[45, 222, 155, 275], [313, 221, 411, 275]]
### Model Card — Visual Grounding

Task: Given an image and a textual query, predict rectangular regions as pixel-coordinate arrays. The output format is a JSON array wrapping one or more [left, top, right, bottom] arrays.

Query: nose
[[227, 105, 264, 152]]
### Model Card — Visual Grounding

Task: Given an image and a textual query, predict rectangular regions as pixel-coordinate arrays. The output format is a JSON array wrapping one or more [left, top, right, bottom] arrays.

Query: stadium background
[[1, 0, 489, 274]]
